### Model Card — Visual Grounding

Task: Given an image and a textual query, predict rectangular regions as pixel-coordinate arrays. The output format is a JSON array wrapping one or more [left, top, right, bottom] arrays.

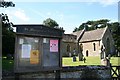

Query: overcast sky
[[1, 0, 119, 33]]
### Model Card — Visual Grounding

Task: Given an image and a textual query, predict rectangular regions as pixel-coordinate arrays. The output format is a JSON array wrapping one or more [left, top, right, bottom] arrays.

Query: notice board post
[[13, 24, 64, 74]]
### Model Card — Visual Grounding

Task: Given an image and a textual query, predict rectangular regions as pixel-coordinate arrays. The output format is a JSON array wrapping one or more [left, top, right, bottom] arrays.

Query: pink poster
[[50, 40, 58, 52]]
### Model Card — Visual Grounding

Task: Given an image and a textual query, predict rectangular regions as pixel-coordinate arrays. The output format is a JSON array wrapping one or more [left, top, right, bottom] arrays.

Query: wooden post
[[55, 70, 60, 80], [15, 73, 19, 80]]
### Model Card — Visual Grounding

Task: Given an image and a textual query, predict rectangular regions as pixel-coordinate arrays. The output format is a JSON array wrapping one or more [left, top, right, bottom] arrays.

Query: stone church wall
[[81, 41, 101, 57]]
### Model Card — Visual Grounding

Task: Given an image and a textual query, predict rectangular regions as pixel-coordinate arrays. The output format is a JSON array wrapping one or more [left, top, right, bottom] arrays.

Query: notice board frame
[[14, 24, 64, 73]]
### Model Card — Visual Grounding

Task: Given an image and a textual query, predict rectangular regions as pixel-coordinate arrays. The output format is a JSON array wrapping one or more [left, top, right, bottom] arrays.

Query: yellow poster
[[30, 50, 39, 64]]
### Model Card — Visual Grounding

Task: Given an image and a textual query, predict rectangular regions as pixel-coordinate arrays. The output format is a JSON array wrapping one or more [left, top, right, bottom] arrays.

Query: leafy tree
[[73, 27, 79, 32], [1, 0, 15, 56], [43, 18, 64, 30], [109, 22, 120, 51], [73, 19, 110, 32], [0, 0, 15, 8], [1, 13, 15, 56], [43, 18, 59, 28]]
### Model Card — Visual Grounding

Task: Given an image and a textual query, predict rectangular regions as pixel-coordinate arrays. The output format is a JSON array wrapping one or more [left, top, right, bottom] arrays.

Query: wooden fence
[[110, 66, 120, 80]]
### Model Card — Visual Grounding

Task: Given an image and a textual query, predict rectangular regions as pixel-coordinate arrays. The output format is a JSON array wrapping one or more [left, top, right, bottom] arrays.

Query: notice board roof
[[13, 24, 64, 38]]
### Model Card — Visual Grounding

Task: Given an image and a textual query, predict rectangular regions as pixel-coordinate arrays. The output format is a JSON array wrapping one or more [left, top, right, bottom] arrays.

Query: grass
[[62, 56, 120, 66], [1, 56, 120, 78], [2, 56, 120, 71], [110, 57, 120, 66], [2, 59, 14, 71]]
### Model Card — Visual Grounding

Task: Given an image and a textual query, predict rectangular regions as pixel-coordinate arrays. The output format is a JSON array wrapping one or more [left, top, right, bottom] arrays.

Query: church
[[62, 27, 115, 59]]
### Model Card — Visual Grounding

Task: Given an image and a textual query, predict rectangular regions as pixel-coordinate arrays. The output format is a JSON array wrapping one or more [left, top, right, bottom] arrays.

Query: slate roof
[[71, 27, 107, 42], [72, 30, 82, 40], [80, 27, 107, 42], [62, 34, 77, 42]]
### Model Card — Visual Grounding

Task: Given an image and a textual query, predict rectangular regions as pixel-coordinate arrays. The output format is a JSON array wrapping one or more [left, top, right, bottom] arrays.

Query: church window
[[93, 43, 96, 51], [67, 44, 70, 52]]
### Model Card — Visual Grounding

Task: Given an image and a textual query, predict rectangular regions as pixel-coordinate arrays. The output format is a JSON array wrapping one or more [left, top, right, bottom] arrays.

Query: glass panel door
[[18, 37, 41, 67]]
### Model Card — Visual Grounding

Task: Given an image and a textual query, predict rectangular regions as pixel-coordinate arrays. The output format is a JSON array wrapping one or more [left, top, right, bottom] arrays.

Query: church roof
[[62, 34, 77, 42], [72, 30, 83, 40], [72, 30, 82, 36], [80, 27, 107, 42]]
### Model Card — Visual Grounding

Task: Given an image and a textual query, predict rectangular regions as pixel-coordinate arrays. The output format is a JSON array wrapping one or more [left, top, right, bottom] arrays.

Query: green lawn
[[62, 56, 120, 66], [2, 56, 120, 71], [2, 59, 14, 71]]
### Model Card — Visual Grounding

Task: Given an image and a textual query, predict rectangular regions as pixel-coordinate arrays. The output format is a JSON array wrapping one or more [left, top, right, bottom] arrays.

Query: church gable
[[80, 27, 107, 42], [101, 27, 115, 55]]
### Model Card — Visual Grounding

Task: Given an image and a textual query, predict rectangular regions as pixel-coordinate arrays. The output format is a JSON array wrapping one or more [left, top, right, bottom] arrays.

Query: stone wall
[[17, 66, 111, 80], [102, 27, 115, 55], [62, 34, 77, 42], [61, 66, 111, 79], [62, 34, 78, 57], [62, 42, 77, 57], [82, 41, 101, 57]]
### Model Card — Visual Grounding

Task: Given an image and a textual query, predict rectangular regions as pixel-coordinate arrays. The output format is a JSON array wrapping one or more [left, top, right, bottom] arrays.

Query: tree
[[1, 0, 15, 56], [1, 13, 15, 56], [109, 22, 120, 51], [43, 18, 59, 28], [0, 0, 15, 8], [73, 27, 79, 32], [73, 19, 110, 32]]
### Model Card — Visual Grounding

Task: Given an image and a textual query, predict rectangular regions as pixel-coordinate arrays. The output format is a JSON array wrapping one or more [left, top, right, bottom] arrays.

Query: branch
[[0, 0, 15, 8]]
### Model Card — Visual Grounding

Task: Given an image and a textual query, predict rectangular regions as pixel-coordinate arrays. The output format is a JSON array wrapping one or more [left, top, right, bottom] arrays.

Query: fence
[[110, 65, 120, 80]]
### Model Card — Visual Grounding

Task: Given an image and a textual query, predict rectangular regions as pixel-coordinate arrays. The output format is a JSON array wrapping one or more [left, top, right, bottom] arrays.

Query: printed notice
[[35, 39, 38, 43], [50, 40, 58, 52], [21, 44, 31, 58], [19, 38, 24, 44], [43, 38, 49, 43], [43, 38, 47, 43], [30, 50, 39, 64]]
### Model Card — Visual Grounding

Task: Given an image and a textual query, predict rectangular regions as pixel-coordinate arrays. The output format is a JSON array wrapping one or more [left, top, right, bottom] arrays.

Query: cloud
[[14, 9, 30, 21], [13, 0, 118, 2], [29, 8, 65, 21], [86, 0, 118, 6], [13, 0, 119, 7], [1, 8, 30, 23], [97, 0, 119, 6]]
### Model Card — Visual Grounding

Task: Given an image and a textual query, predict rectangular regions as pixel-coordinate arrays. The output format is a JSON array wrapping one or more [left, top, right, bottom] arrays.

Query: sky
[[0, 0, 119, 34]]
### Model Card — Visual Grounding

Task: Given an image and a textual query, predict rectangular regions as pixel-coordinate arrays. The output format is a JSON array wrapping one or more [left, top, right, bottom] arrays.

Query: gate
[[111, 66, 120, 80]]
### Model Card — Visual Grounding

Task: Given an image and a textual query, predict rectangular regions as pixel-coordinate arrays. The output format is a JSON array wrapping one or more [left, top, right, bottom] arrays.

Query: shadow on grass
[[2, 59, 14, 77]]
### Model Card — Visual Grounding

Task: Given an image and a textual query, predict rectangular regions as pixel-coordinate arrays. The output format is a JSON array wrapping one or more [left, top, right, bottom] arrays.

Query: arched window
[[86, 50, 88, 57], [67, 44, 70, 52], [93, 43, 96, 51]]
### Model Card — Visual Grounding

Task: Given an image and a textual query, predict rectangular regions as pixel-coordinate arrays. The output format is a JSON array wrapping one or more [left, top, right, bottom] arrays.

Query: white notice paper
[[19, 39, 24, 44], [21, 44, 31, 58], [43, 38, 47, 43]]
